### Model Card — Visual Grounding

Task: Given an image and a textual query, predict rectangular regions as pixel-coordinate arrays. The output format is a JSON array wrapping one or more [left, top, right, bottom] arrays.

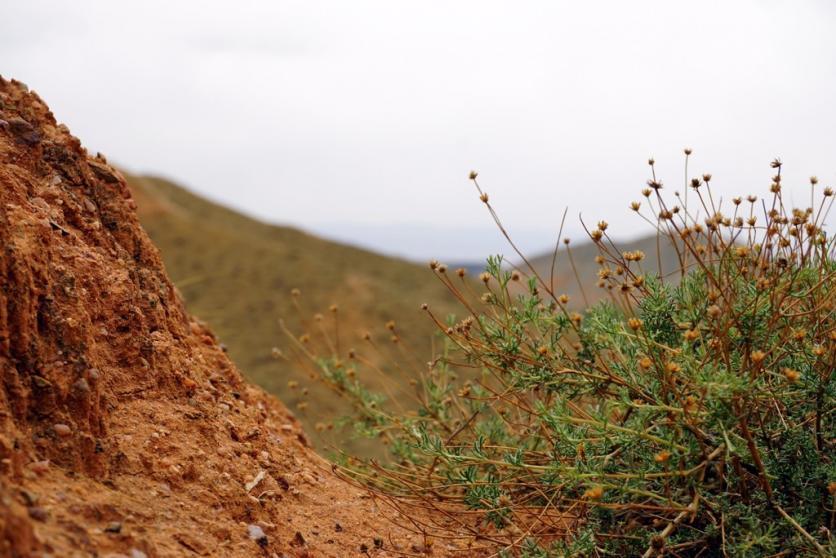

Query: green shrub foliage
[[290, 159, 836, 556]]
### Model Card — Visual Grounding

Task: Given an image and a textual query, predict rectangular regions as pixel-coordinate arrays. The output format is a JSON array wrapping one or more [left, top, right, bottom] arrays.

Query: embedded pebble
[[27, 506, 48, 522], [72, 377, 91, 396], [7, 117, 40, 145], [28, 460, 50, 474], [31, 197, 50, 213], [53, 423, 72, 437], [291, 531, 306, 547], [247, 524, 268, 547]]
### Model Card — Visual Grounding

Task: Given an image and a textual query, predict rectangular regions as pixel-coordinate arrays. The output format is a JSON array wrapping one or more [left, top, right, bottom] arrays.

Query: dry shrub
[[286, 155, 836, 556]]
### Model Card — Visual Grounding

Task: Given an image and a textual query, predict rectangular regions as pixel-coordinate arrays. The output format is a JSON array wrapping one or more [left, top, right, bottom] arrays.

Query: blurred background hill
[[129, 174, 464, 455]]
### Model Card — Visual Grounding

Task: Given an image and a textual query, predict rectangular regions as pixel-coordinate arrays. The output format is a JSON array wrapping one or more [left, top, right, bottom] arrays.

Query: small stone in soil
[[27, 506, 49, 522], [29, 460, 50, 474], [104, 521, 122, 534], [247, 524, 268, 548], [20, 489, 39, 505], [7, 117, 41, 145], [53, 423, 72, 437], [72, 377, 91, 396], [291, 531, 306, 547]]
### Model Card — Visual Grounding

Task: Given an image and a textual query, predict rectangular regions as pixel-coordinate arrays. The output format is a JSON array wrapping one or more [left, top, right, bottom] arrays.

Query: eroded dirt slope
[[0, 78, 467, 557]]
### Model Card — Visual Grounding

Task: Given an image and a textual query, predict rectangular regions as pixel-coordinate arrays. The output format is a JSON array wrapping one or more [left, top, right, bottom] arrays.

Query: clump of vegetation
[[287, 154, 836, 556]]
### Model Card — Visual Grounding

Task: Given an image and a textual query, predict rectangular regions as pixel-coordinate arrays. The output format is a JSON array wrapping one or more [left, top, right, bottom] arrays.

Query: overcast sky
[[2, 1, 835, 261]]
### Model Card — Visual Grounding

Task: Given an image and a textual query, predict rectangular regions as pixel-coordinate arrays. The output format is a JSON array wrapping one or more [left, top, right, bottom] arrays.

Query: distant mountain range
[[307, 221, 564, 263]]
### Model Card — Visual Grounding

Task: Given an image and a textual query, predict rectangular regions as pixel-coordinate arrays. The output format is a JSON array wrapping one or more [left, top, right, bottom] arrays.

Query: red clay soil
[[0, 78, 478, 558]]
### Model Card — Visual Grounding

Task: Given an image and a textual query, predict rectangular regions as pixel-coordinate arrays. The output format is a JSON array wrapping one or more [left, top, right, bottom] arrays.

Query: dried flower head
[[654, 450, 671, 463], [583, 485, 604, 500], [783, 368, 801, 383]]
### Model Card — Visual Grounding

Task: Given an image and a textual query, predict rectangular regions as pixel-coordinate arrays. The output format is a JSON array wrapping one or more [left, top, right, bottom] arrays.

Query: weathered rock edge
[[0, 78, 469, 558]]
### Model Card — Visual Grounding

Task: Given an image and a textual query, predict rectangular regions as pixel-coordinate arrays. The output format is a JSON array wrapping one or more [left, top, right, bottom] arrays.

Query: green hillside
[[128, 174, 461, 455]]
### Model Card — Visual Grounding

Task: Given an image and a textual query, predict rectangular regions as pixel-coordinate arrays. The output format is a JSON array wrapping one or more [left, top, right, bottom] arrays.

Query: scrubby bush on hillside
[[286, 156, 836, 556]]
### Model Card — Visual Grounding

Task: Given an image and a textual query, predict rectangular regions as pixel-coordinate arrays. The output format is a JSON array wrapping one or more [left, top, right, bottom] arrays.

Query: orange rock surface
[[0, 78, 474, 558]]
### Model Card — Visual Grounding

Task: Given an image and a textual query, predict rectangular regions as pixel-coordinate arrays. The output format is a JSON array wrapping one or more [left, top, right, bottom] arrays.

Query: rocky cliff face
[[0, 78, 463, 558]]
